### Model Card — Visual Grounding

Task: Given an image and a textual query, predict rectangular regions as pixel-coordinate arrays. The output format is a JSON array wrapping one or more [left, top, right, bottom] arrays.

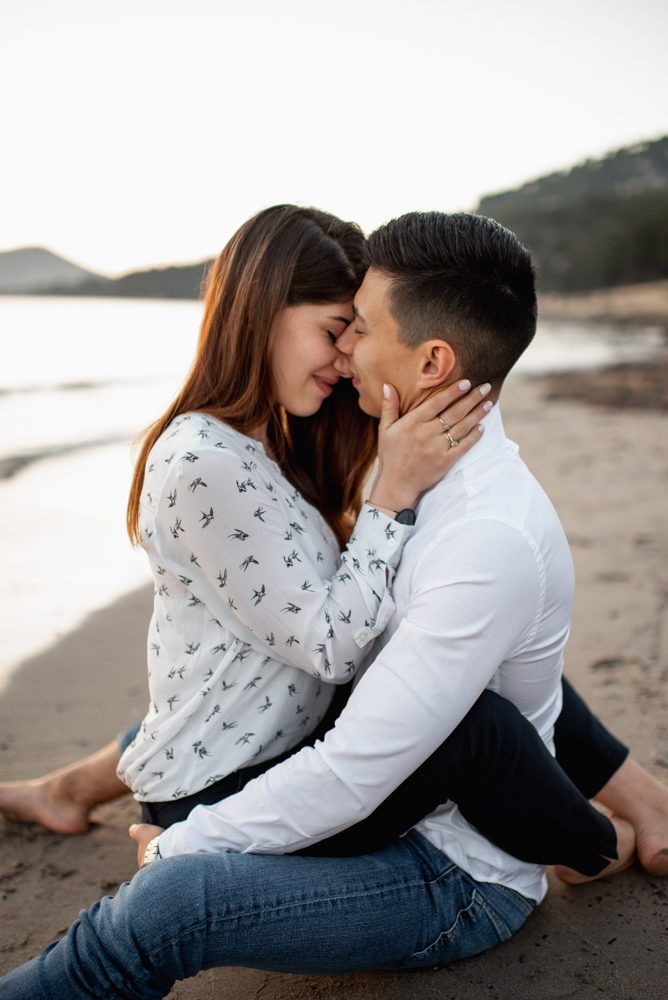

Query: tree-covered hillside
[[478, 137, 668, 291], [71, 260, 213, 299]]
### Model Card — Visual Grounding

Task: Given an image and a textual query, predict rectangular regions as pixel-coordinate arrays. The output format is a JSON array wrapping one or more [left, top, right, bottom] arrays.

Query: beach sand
[[1, 372, 667, 999]]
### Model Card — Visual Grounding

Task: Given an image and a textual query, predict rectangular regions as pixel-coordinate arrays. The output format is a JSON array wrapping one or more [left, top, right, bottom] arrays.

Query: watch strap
[[141, 836, 162, 867]]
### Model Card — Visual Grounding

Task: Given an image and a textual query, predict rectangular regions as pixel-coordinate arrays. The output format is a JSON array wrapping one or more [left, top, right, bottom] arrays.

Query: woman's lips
[[313, 375, 335, 396], [352, 376, 361, 388]]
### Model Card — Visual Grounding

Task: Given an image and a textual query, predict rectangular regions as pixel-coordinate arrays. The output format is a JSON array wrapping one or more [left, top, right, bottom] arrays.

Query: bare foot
[[553, 816, 637, 885], [0, 779, 90, 834], [596, 757, 668, 877], [0, 741, 129, 835], [635, 810, 668, 876]]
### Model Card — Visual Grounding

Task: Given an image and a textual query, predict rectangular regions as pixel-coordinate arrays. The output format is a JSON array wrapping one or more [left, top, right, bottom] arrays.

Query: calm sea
[[0, 296, 663, 690]]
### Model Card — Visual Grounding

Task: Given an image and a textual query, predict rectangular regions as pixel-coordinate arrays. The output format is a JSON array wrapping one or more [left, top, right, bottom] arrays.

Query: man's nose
[[333, 349, 353, 377]]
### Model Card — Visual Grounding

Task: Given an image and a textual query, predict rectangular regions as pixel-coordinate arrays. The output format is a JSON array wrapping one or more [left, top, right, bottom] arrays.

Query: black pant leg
[[298, 689, 617, 876], [555, 677, 629, 799]]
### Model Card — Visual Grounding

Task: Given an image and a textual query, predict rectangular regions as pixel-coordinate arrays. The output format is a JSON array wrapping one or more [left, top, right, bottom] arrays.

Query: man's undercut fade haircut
[[365, 212, 537, 385]]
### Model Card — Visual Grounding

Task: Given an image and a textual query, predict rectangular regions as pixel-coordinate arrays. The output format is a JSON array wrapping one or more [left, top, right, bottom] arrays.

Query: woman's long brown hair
[[127, 205, 378, 550]]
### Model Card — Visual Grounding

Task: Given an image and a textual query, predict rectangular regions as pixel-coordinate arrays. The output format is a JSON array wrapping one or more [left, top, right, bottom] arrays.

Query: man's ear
[[417, 340, 457, 388]]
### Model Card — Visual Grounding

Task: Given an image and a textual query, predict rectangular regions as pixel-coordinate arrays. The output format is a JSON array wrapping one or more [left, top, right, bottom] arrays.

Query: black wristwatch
[[394, 508, 417, 525]]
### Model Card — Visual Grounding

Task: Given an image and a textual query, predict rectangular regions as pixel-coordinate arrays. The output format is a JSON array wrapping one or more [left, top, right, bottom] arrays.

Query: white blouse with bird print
[[117, 412, 412, 802]]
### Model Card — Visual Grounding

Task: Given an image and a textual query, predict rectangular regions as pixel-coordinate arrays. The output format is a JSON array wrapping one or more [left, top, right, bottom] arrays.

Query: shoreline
[[1, 376, 668, 997]]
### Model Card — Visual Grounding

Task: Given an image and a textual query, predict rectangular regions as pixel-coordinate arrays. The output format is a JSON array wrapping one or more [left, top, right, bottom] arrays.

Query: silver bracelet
[[141, 836, 162, 867]]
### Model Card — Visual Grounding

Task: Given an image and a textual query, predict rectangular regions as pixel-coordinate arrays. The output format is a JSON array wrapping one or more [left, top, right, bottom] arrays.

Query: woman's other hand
[[129, 822, 165, 869], [369, 380, 492, 512]]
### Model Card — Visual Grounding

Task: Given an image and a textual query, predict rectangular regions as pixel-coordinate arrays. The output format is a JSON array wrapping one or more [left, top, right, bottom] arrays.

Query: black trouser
[[142, 678, 628, 877]]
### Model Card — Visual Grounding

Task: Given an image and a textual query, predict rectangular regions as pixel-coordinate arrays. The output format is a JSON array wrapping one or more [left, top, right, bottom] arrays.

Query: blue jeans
[[0, 832, 534, 999]]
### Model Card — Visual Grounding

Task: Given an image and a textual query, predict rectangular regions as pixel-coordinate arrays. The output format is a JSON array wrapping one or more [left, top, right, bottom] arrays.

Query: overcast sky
[[2, 0, 667, 275]]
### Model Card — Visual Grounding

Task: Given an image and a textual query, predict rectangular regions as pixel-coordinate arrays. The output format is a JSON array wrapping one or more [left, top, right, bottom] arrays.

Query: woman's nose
[[336, 323, 355, 356]]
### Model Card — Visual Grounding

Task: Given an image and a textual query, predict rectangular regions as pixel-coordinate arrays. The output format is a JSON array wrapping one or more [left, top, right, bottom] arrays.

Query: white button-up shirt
[[117, 413, 411, 802], [158, 406, 574, 903]]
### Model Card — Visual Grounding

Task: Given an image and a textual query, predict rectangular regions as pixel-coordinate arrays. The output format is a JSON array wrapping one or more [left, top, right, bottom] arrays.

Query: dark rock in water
[[542, 357, 668, 410]]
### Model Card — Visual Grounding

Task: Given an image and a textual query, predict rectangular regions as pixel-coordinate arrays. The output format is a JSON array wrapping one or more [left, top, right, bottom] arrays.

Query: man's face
[[336, 269, 427, 418]]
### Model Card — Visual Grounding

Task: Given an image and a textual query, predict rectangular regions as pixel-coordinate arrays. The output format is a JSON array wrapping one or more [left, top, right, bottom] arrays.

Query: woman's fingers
[[378, 382, 401, 431], [444, 421, 484, 459], [415, 380, 492, 425], [439, 383, 492, 428], [372, 378, 491, 510], [445, 398, 494, 443], [414, 379, 473, 422]]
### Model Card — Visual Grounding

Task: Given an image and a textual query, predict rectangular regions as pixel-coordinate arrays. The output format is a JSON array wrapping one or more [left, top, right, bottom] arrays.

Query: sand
[[1, 372, 668, 999]]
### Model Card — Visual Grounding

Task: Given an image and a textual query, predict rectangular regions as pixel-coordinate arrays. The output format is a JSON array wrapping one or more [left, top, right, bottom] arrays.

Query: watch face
[[395, 508, 416, 525]]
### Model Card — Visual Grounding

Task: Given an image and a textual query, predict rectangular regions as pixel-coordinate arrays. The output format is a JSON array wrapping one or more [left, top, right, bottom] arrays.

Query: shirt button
[[386, 537, 397, 547]]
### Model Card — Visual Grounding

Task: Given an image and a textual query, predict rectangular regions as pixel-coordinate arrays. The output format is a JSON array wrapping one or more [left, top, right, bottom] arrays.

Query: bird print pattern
[[117, 413, 411, 801]]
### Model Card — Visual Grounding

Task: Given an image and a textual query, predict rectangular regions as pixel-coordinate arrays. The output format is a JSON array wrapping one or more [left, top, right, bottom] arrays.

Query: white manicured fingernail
[[482, 400, 493, 412], [459, 379, 471, 391], [479, 383, 492, 396], [383, 383, 390, 399], [478, 423, 485, 431]]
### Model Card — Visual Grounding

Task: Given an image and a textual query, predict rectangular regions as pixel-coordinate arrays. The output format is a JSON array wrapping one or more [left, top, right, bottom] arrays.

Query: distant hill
[[0, 247, 110, 294], [0, 246, 213, 299], [478, 136, 668, 292], [8, 138, 668, 300], [71, 260, 213, 299]]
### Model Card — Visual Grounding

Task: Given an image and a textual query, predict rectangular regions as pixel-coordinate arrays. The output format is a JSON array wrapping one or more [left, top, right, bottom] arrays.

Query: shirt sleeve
[[152, 444, 412, 683], [157, 519, 544, 858]]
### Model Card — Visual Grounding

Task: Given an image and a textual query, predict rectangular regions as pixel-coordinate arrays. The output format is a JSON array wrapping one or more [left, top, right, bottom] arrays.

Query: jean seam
[[405, 888, 484, 965], [476, 890, 514, 942], [423, 862, 459, 886]]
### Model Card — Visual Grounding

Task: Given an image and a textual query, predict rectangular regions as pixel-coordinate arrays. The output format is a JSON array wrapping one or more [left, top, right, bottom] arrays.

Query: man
[[2, 213, 667, 999]]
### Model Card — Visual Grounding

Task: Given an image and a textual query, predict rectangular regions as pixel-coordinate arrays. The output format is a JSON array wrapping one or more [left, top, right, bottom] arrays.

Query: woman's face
[[271, 301, 354, 417]]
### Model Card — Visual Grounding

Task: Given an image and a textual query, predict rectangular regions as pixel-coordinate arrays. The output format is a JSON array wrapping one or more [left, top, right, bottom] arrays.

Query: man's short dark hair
[[365, 212, 537, 385]]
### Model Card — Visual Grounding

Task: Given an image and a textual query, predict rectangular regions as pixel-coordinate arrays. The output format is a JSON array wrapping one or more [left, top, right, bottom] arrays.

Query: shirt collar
[[441, 402, 508, 480]]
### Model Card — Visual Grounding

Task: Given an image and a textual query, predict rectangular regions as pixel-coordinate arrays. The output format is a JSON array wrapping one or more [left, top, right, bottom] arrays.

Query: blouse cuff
[[348, 505, 414, 647]]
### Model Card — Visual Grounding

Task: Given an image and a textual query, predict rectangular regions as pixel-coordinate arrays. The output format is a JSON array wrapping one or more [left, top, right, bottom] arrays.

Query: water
[[0, 296, 663, 691], [0, 297, 203, 693]]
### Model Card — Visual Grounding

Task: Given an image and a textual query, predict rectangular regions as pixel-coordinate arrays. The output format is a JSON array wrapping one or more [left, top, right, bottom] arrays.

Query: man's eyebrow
[[352, 304, 367, 324]]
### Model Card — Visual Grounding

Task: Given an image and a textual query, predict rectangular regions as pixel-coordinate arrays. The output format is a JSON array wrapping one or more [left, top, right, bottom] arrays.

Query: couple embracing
[[1, 206, 667, 998]]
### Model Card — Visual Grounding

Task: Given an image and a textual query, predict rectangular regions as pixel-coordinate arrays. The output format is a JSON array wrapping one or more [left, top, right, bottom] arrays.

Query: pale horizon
[[2, 0, 667, 275]]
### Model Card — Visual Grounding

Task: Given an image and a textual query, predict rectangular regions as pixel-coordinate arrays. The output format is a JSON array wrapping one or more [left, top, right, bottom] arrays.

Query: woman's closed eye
[[326, 329, 338, 343]]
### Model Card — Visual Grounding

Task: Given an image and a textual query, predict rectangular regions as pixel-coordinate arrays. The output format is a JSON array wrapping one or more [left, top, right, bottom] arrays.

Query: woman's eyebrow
[[327, 314, 352, 325]]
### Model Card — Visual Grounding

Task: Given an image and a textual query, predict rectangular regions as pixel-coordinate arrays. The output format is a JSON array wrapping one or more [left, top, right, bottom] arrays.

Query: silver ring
[[445, 431, 458, 447], [438, 417, 451, 433]]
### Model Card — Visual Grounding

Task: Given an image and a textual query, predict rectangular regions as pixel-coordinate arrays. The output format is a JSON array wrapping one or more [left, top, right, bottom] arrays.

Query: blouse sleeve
[[151, 443, 413, 682]]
